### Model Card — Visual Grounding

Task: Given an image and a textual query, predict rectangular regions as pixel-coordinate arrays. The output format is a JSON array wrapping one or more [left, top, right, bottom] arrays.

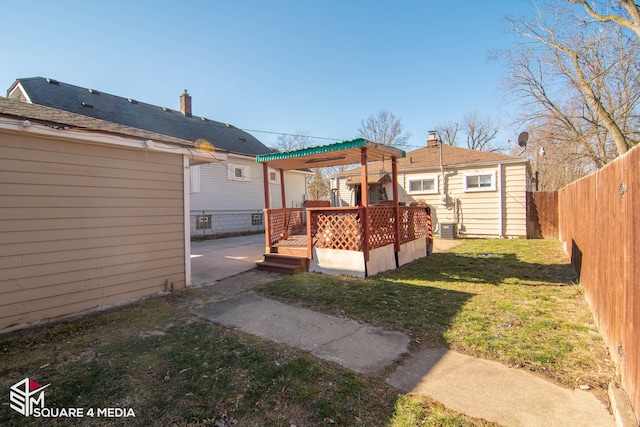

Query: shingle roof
[[7, 77, 271, 156], [337, 144, 528, 176], [0, 96, 206, 148], [402, 144, 522, 168]]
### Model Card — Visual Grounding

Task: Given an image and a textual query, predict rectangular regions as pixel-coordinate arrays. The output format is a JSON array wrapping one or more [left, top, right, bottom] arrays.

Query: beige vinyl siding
[[448, 167, 500, 237], [0, 132, 185, 332], [337, 178, 353, 206], [503, 163, 527, 237]]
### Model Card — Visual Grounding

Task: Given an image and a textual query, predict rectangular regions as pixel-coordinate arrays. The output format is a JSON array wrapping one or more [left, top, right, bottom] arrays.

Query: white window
[[407, 175, 439, 194], [228, 164, 250, 181], [269, 168, 280, 184], [190, 165, 200, 193], [465, 173, 495, 192]]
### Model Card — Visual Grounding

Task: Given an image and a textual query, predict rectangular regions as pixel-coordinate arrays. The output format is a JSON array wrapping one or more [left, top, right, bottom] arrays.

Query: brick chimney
[[180, 89, 192, 117], [427, 131, 439, 147]]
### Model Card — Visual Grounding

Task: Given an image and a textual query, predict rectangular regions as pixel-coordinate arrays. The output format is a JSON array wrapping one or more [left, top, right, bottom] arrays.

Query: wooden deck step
[[256, 254, 309, 274], [271, 246, 308, 257]]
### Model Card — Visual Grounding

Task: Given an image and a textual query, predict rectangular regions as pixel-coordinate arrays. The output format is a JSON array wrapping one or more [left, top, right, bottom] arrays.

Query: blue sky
[[1, 0, 532, 151]]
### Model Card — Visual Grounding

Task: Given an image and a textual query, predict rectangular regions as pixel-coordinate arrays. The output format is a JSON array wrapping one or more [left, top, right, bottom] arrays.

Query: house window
[[465, 173, 495, 191], [228, 164, 250, 181], [252, 213, 263, 226], [407, 176, 438, 194], [268, 168, 280, 184], [195, 215, 211, 230]]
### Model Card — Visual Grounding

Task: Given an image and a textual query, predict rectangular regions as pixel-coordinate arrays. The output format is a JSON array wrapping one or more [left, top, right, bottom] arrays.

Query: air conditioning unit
[[440, 223, 457, 239]]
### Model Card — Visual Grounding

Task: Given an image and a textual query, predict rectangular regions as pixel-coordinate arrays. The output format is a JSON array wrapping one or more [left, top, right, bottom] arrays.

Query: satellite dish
[[517, 131, 529, 147]]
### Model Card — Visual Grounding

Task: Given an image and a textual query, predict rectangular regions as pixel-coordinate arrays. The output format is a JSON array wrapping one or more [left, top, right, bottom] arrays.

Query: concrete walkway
[[387, 348, 614, 427], [190, 233, 266, 286], [194, 294, 410, 374], [186, 235, 617, 427]]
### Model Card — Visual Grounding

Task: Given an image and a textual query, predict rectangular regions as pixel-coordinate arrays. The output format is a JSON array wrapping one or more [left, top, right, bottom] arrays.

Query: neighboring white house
[[0, 97, 223, 332], [332, 133, 533, 238], [7, 77, 311, 238], [189, 156, 310, 237]]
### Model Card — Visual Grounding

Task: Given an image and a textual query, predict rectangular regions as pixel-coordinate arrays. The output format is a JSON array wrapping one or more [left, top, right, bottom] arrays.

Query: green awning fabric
[[256, 138, 406, 170]]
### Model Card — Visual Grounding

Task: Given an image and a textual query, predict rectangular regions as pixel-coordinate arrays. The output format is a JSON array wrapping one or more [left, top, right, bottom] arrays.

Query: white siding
[[191, 157, 308, 211], [0, 132, 186, 332], [190, 156, 263, 211], [503, 163, 527, 237]]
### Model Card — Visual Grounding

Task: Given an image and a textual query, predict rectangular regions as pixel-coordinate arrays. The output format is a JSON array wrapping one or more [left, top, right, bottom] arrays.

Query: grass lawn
[[0, 239, 614, 426], [256, 239, 615, 391]]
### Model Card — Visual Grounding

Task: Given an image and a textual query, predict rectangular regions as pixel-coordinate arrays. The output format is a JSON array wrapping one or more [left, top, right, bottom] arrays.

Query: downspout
[[439, 138, 445, 203], [183, 156, 192, 287], [498, 162, 504, 238]]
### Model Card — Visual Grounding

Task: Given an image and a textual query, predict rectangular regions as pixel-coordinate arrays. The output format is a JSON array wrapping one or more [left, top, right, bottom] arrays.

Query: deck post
[[306, 208, 313, 260], [360, 147, 369, 207], [360, 147, 370, 261], [262, 163, 270, 210], [262, 163, 271, 252], [392, 156, 401, 255], [280, 169, 286, 208]]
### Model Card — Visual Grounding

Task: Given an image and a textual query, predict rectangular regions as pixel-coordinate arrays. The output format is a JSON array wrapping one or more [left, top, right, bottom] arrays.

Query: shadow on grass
[[387, 250, 578, 286], [257, 273, 475, 349]]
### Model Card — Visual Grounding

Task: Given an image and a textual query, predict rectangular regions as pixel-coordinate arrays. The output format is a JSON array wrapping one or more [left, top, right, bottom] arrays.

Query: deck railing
[[308, 207, 365, 258], [264, 208, 304, 248], [399, 206, 433, 245], [265, 205, 432, 261]]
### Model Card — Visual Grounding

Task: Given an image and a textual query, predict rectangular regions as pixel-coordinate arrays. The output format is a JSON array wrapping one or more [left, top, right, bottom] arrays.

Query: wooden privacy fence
[[526, 191, 558, 239], [556, 144, 639, 420]]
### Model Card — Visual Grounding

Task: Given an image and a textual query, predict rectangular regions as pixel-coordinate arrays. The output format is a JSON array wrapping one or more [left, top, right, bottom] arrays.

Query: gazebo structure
[[256, 138, 432, 277]]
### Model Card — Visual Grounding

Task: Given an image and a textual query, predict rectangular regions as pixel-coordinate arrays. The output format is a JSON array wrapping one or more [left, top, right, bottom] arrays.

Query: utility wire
[[241, 128, 344, 142]]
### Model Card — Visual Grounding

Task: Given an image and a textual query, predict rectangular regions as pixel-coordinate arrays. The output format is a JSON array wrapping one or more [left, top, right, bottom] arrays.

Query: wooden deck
[[273, 232, 307, 248]]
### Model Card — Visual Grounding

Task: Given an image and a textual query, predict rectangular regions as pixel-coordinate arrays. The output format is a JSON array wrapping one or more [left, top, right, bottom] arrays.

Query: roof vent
[[239, 137, 247, 142], [200, 117, 208, 122], [82, 102, 94, 109], [46, 78, 59, 85], [128, 98, 138, 104], [88, 89, 100, 95], [162, 107, 171, 112]]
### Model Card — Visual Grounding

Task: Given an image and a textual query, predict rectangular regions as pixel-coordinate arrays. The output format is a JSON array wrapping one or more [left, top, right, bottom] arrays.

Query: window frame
[[228, 164, 250, 182], [268, 168, 280, 184], [464, 172, 496, 192], [406, 175, 439, 195]]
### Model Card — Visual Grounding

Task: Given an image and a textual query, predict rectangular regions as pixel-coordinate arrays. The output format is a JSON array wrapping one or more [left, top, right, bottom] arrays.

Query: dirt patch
[[171, 269, 286, 310]]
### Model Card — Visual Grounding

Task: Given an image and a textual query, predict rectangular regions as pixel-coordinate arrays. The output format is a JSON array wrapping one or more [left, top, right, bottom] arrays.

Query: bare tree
[[272, 129, 313, 152], [504, 1, 639, 158], [358, 110, 411, 148], [525, 117, 600, 190], [308, 168, 330, 200], [435, 122, 459, 146], [461, 112, 500, 151], [271, 130, 330, 199], [569, 0, 640, 38]]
